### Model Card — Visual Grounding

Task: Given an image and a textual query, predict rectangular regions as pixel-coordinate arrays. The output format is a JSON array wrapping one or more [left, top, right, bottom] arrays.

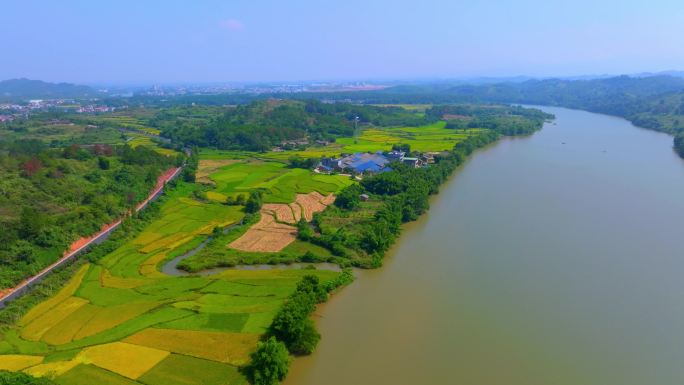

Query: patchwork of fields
[[0, 155, 352, 384], [127, 135, 177, 156], [0, 117, 476, 384], [200, 121, 483, 161], [0, 178, 342, 384], [200, 160, 353, 204]]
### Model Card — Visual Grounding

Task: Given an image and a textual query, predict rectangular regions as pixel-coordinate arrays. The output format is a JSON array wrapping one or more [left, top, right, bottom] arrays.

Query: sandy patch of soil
[[229, 192, 335, 252], [229, 213, 297, 252], [262, 204, 296, 224], [296, 191, 334, 221]]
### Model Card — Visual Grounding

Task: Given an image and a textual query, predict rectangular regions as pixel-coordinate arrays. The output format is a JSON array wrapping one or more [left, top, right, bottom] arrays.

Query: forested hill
[[0, 78, 99, 100], [156, 99, 429, 151], [0, 140, 176, 289], [439, 75, 684, 156]]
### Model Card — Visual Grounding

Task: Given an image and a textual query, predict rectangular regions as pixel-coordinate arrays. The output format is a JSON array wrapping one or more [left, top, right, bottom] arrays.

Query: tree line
[[247, 271, 354, 385]]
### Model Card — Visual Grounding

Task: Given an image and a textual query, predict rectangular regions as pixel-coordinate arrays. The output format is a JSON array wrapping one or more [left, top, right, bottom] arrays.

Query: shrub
[[334, 184, 364, 210], [248, 337, 290, 385], [269, 275, 325, 355], [245, 191, 263, 213], [0, 371, 56, 385]]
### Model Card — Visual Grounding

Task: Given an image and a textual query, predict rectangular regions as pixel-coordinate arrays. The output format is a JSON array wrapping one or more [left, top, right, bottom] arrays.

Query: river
[[284, 106, 684, 385]]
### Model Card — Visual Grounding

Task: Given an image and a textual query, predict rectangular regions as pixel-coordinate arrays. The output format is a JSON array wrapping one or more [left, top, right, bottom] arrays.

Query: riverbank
[[284, 106, 684, 385]]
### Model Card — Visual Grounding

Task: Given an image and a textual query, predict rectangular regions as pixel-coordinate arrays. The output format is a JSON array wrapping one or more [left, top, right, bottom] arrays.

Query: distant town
[[0, 79, 388, 123], [0, 99, 118, 122]]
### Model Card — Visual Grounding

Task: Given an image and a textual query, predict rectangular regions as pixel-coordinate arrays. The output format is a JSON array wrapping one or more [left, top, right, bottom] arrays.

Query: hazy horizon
[[3, 0, 684, 84]]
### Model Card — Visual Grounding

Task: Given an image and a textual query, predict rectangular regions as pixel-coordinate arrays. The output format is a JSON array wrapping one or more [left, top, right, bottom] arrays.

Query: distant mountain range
[[0, 78, 98, 101]]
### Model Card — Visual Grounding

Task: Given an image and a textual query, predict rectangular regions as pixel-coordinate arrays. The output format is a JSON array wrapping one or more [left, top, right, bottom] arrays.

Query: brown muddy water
[[284, 106, 684, 385]]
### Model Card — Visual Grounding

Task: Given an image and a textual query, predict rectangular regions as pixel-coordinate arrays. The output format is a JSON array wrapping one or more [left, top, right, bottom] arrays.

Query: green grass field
[[337, 123, 484, 153], [204, 160, 353, 204]]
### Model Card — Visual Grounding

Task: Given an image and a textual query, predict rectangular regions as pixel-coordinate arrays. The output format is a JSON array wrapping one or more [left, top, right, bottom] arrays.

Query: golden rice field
[[127, 134, 177, 156]]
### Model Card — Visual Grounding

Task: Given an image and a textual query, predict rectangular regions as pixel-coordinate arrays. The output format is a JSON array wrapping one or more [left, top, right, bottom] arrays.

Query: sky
[[2, 0, 684, 84]]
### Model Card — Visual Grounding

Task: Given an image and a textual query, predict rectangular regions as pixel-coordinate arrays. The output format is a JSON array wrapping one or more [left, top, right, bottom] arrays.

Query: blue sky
[[2, 0, 683, 84]]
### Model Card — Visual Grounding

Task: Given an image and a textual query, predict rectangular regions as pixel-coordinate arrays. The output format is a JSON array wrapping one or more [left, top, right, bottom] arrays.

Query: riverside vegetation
[[0, 101, 551, 385]]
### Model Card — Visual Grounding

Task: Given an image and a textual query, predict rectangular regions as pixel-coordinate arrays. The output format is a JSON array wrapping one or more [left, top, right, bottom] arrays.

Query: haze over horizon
[[3, 0, 684, 84]]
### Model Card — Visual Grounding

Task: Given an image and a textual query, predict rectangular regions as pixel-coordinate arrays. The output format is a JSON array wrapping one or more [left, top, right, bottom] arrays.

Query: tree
[[392, 143, 410, 153], [248, 337, 291, 385], [19, 207, 45, 240], [288, 319, 320, 355], [334, 184, 364, 210], [98, 156, 110, 170], [296, 219, 314, 240], [270, 275, 325, 355], [245, 191, 263, 213], [0, 371, 57, 385], [235, 194, 246, 205], [288, 156, 317, 169], [21, 157, 42, 177], [62, 144, 80, 159], [182, 167, 196, 182], [675, 133, 684, 157]]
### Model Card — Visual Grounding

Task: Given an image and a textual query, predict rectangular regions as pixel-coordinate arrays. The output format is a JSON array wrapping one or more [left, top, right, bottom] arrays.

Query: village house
[[318, 152, 392, 174], [281, 139, 309, 147], [339, 152, 391, 173], [385, 150, 405, 161], [319, 156, 339, 172], [421, 151, 449, 164], [402, 157, 423, 168]]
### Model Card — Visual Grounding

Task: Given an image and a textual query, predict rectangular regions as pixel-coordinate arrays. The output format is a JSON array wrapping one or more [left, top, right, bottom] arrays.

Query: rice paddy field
[[0, 151, 354, 384], [0, 176, 343, 384], [0, 117, 470, 384], [200, 121, 483, 161], [84, 111, 161, 135], [336, 123, 483, 153], [202, 160, 353, 204], [126, 134, 177, 156]]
